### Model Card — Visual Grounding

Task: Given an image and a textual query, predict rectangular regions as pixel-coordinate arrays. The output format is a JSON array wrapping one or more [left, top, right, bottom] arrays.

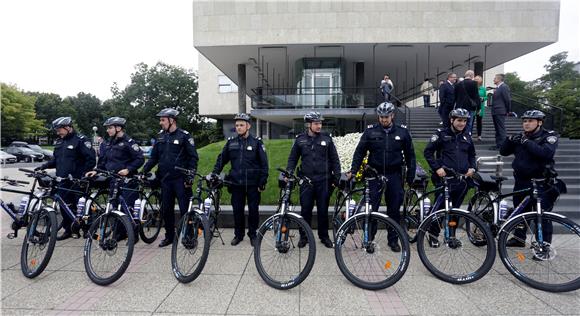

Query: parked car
[[9, 141, 53, 160], [0, 151, 18, 164], [3, 147, 44, 162]]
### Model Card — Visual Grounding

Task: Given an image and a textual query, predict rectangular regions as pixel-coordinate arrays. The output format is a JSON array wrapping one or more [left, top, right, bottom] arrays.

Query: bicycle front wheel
[[416, 210, 496, 284], [20, 208, 58, 278], [171, 210, 211, 283], [254, 214, 316, 290], [497, 213, 580, 292], [335, 213, 410, 290], [84, 212, 134, 286]]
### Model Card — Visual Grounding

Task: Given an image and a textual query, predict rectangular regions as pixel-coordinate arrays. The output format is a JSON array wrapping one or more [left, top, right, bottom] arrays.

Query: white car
[[0, 151, 18, 164]]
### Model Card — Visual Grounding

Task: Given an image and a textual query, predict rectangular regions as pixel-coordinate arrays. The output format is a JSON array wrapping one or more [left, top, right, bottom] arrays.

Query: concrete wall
[[198, 54, 251, 117], [193, 0, 559, 47]]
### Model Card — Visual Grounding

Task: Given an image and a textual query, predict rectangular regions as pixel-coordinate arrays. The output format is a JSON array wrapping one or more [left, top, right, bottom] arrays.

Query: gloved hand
[[509, 133, 522, 143], [258, 183, 266, 192], [34, 165, 45, 171]]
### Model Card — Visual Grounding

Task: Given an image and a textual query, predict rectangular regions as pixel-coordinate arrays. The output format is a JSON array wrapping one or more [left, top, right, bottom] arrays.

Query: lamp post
[[92, 126, 98, 151]]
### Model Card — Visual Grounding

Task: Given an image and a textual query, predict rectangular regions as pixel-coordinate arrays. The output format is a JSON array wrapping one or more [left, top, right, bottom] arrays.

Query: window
[[218, 75, 238, 93]]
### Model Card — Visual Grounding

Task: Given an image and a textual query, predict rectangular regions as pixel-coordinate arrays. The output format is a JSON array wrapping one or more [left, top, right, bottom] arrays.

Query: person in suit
[[438, 73, 457, 128], [454, 70, 480, 135], [491, 73, 512, 150]]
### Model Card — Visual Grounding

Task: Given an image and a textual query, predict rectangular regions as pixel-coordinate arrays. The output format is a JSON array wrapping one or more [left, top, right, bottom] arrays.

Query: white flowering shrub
[[333, 133, 364, 172]]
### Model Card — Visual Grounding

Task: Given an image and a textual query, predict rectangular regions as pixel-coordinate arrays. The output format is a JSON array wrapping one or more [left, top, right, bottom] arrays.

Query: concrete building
[[193, 0, 560, 139]]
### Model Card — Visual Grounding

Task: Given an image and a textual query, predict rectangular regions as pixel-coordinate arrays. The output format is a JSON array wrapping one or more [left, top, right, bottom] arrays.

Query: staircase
[[406, 107, 580, 223]]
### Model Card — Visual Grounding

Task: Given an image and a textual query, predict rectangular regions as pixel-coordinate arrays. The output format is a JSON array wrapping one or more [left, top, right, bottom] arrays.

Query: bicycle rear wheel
[[401, 189, 421, 243], [497, 213, 580, 292], [416, 210, 495, 284], [171, 210, 211, 283], [254, 214, 316, 290], [20, 208, 58, 278], [84, 212, 134, 286], [139, 191, 162, 244], [335, 213, 410, 290]]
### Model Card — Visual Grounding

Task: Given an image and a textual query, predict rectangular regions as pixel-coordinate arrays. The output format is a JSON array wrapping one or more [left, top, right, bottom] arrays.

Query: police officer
[[286, 112, 341, 248], [500, 110, 558, 249], [423, 108, 476, 247], [86, 117, 144, 218], [212, 113, 269, 246], [37, 117, 96, 240], [142, 108, 199, 247], [348, 102, 416, 252]]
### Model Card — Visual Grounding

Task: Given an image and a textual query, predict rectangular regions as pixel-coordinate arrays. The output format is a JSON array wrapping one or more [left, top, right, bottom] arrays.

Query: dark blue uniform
[[40, 131, 96, 233], [424, 127, 476, 209], [213, 134, 268, 240], [97, 134, 144, 208], [500, 128, 559, 242], [142, 128, 198, 240], [286, 132, 341, 240], [351, 124, 416, 244]]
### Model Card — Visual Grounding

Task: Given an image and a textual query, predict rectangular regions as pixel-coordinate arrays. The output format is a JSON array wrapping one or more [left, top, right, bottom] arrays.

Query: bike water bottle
[[133, 198, 142, 220], [203, 197, 212, 217], [499, 199, 508, 220], [423, 197, 431, 216], [18, 196, 29, 216], [76, 197, 87, 216], [348, 199, 357, 218]]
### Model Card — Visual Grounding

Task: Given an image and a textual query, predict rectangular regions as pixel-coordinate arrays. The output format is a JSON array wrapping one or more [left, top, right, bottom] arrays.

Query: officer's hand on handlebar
[[436, 168, 446, 178], [85, 171, 97, 178], [258, 184, 266, 192], [117, 169, 129, 176], [345, 171, 353, 180], [466, 168, 476, 178], [34, 166, 44, 172], [509, 133, 523, 143]]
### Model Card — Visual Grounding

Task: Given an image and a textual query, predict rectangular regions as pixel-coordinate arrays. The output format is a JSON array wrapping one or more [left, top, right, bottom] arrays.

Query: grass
[[196, 139, 433, 205]]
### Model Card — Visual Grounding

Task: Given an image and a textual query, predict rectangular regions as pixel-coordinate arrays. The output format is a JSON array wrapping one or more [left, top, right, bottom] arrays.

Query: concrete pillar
[[256, 118, 261, 138], [266, 121, 271, 139], [474, 62, 484, 77], [238, 64, 246, 113]]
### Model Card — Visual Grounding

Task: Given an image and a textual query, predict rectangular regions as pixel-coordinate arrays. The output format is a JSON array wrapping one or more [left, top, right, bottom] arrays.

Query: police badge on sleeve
[[547, 136, 557, 144], [84, 141, 92, 149], [132, 144, 140, 151]]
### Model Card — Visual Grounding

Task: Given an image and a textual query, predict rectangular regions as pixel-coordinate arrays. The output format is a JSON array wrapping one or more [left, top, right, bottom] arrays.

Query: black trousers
[[492, 114, 506, 149], [476, 114, 483, 137], [230, 185, 261, 239], [368, 172, 404, 244], [512, 180, 554, 243], [299, 179, 332, 240], [161, 177, 192, 240]]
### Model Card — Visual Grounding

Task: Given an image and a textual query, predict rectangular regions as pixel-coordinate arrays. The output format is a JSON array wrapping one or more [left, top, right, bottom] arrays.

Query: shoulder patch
[[84, 141, 92, 149], [430, 134, 439, 142], [367, 124, 374, 129], [132, 144, 140, 151], [546, 136, 557, 144], [188, 138, 195, 146]]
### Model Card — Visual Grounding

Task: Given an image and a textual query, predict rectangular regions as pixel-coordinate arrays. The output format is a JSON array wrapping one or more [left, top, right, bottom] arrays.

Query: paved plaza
[[1, 166, 579, 315]]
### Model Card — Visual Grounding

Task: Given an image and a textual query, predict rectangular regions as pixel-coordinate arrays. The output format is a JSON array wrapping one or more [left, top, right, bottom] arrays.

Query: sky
[[1, 0, 579, 101]]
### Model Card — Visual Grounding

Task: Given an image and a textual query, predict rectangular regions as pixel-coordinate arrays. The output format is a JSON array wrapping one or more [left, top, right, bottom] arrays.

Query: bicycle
[[414, 168, 496, 284], [83, 169, 140, 286], [253, 167, 316, 290], [331, 173, 364, 242], [133, 174, 162, 244], [0, 169, 57, 278], [170, 167, 213, 284], [468, 157, 580, 292], [334, 166, 410, 290], [400, 171, 430, 243]]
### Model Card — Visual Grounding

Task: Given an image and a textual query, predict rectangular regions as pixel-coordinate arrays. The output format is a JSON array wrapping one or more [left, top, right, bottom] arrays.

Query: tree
[[1, 83, 45, 144], [28, 92, 77, 141], [537, 52, 580, 138], [107, 62, 203, 144], [65, 92, 105, 136]]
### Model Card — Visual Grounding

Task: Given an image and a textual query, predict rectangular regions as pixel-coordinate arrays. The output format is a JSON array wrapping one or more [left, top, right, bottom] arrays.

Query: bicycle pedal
[[7, 233, 17, 239]]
